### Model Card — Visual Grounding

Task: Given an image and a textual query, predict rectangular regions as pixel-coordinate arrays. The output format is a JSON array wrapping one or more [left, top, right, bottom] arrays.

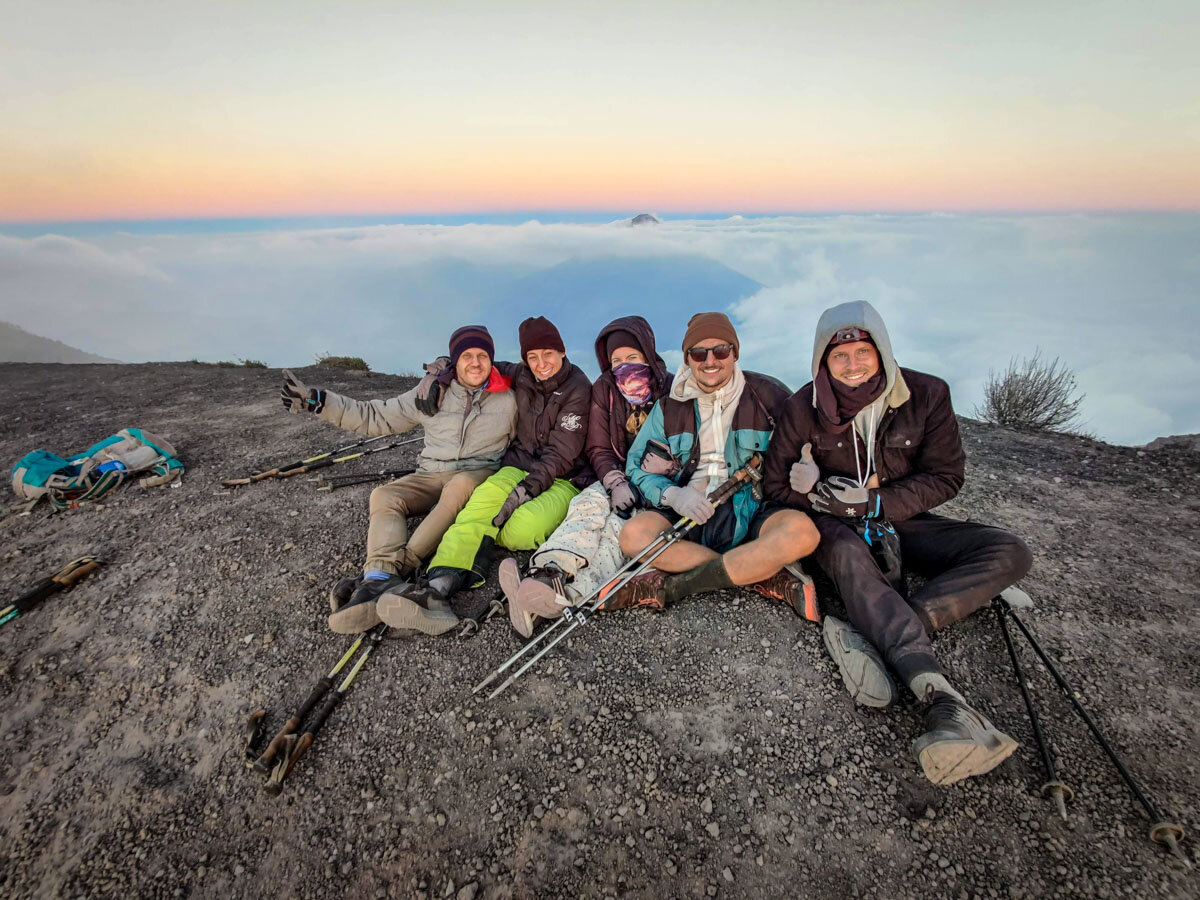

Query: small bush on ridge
[[975, 350, 1086, 434]]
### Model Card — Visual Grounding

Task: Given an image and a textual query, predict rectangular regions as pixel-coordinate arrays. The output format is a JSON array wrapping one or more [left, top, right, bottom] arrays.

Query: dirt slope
[[1, 362, 1197, 899]]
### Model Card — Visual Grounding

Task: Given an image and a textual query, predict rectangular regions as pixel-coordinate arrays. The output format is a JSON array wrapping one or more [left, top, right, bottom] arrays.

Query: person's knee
[[995, 532, 1033, 583], [369, 484, 407, 516], [769, 510, 820, 559], [619, 515, 655, 556]]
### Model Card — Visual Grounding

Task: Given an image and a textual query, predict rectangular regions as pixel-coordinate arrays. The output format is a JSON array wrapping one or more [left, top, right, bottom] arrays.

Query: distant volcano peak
[[629, 213, 660, 226]]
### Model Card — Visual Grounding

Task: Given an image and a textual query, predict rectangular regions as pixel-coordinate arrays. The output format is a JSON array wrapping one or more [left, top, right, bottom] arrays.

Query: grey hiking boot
[[822, 615, 897, 708], [912, 690, 1018, 785], [328, 575, 408, 634], [329, 575, 363, 612], [378, 582, 459, 636]]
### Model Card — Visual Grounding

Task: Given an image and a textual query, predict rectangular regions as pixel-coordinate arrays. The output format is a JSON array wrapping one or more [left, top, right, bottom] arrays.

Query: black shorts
[[666, 500, 788, 555]]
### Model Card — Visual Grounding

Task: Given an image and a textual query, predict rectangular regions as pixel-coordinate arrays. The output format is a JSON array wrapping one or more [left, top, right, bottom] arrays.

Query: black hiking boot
[[912, 690, 1018, 785], [329, 575, 364, 612], [328, 575, 409, 634], [378, 581, 459, 636]]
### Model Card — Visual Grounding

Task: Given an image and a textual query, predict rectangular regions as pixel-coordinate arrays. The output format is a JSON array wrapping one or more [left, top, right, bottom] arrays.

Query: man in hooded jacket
[[763, 299, 1033, 785], [497, 315, 672, 636], [378, 316, 593, 635]]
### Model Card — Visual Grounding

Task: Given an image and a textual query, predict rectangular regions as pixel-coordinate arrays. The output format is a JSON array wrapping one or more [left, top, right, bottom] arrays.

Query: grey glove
[[789, 442, 820, 494], [492, 484, 531, 529], [807, 475, 881, 519], [602, 469, 638, 516], [662, 484, 714, 524], [415, 356, 452, 417], [281, 368, 325, 414]]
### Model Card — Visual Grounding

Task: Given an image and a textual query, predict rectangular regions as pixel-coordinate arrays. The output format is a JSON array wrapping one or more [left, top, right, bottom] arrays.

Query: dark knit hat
[[605, 328, 642, 360], [449, 325, 494, 364], [682, 312, 739, 358], [519, 316, 565, 358]]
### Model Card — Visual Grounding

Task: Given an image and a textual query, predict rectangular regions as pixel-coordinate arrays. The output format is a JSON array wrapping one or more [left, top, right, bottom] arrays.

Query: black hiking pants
[[811, 512, 1032, 685]]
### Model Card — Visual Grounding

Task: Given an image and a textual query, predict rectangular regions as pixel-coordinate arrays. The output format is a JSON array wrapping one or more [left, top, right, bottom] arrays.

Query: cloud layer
[[2, 214, 1198, 445]]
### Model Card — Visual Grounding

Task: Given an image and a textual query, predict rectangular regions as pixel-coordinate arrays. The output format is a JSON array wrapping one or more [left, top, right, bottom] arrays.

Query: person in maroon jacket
[[763, 300, 1032, 786], [497, 316, 672, 636]]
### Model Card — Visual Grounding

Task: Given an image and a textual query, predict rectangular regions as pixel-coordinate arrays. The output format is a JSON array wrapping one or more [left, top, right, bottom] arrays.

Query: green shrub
[[316, 355, 371, 372], [241, 359, 268, 369]]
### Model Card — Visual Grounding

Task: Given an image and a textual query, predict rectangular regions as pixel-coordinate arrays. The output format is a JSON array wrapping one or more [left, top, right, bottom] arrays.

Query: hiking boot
[[328, 575, 408, 634], [600, 569, 667, 612], [500, 560, 571, 638], [821, 615, 897, 708], [329, 575, 363, 612], [378, 582, 459, 636], [749, 562, 819, 622], [912, 691, 1018, 785]]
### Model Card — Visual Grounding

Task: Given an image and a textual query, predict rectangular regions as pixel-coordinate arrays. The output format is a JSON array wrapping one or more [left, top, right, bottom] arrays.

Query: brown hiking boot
[[600, 569, 667, 612], [749, 562, 820, 622]]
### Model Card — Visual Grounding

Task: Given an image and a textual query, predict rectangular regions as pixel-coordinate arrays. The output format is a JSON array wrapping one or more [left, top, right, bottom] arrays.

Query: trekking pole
[[470, 520, 677, 693], [276, 436, 422, 479], [263, 624, 388, 795], [314, 468, 417, 492], [1, 556, 103, 628], [476, 455, 763, 700], [222, 434, 395, 486], [244, 626, 381, 775], [993, 598, 1072, 820], [1006, 608, 1190, 867]]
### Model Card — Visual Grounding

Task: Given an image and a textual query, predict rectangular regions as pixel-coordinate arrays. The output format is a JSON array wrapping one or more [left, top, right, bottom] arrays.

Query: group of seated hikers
[[279, 301, 1033, 786]]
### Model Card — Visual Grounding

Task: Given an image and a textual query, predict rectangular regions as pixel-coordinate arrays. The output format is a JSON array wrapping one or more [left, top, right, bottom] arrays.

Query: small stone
[[701, 798, 713, 815], [723, 867, 734, 883], [456, 884, 479, 900], [706, 822, 720, 838]]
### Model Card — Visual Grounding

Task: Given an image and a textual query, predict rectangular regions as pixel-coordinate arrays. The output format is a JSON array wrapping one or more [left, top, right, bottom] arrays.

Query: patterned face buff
[[613, 362, 653, 406]]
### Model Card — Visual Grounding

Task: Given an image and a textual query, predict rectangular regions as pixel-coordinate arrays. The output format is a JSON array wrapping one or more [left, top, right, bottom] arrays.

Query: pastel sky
[[3, 1, 1199, 222]]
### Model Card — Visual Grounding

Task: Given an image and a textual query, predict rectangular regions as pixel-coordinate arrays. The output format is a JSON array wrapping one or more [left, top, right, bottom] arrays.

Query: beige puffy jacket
[[317, 380, 517, 473]]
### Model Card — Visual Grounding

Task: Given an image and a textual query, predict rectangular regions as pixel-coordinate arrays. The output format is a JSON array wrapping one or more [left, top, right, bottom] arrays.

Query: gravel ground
[[1, 362, 1197, 899]]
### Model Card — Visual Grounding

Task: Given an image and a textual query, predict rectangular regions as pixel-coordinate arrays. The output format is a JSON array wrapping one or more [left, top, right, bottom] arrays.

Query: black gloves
[[281, 369, 325, 414]]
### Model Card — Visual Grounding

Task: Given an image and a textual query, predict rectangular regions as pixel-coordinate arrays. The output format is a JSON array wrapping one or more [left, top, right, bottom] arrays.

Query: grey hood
[[811, 300, 909, 410]]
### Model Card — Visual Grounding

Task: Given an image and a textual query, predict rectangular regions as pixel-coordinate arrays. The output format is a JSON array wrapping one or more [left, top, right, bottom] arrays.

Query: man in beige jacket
[[282, 325, 517, 633]]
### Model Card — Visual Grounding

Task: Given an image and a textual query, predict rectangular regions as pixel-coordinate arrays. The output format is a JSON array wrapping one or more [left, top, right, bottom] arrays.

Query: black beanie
[[519, 316, 565, 358], [605, 328, 642, 361]]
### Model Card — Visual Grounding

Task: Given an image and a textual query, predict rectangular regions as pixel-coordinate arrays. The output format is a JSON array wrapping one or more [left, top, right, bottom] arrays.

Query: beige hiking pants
[[365, 468, 494, 575]]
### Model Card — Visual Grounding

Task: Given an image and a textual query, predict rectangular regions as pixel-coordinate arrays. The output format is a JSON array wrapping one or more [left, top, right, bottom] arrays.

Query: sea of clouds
[[2, 213, 1198, 445]]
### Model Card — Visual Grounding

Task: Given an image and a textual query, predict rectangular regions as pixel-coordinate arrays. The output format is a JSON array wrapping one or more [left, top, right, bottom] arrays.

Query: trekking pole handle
[[53, 558, 102, 588]]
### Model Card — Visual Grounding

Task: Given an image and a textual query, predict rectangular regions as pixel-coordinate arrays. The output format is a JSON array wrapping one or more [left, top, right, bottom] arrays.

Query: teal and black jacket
[[625, 370, 790, 548]]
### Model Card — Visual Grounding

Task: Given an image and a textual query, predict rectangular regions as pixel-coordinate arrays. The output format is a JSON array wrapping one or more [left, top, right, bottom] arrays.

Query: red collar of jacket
[[484, 366, 511, 393]]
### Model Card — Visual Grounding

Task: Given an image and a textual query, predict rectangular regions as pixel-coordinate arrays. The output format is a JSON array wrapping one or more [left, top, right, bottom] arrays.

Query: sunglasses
[[687, 343, 735, 363]]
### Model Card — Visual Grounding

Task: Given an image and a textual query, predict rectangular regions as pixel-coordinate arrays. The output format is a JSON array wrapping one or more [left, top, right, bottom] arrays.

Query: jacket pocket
[[640, 439, 682, 477]]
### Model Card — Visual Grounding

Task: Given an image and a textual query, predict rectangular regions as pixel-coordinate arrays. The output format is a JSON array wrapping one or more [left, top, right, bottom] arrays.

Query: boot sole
[[498, 558, 522, 605], [327, 600, 381, 634], [377, 594, 459, 636], [914, 732, 1018, 785], [822, 616, 896, 708]]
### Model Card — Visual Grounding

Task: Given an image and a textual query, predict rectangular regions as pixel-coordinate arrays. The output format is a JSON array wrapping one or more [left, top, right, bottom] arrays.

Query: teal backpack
[[11, 428, 183, 511]]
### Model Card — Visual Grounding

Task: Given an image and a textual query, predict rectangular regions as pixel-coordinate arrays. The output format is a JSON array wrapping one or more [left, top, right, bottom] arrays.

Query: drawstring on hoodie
[[850, 405, 878, 489]]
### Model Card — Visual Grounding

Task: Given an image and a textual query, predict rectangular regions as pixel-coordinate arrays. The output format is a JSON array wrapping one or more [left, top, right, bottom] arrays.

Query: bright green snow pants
[[427, 466, 579, 588]]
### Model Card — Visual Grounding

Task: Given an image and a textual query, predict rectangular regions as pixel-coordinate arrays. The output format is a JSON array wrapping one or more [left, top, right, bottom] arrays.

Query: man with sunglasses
[[612, 312, 820, 615], [762, 300, 1033, 785]]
